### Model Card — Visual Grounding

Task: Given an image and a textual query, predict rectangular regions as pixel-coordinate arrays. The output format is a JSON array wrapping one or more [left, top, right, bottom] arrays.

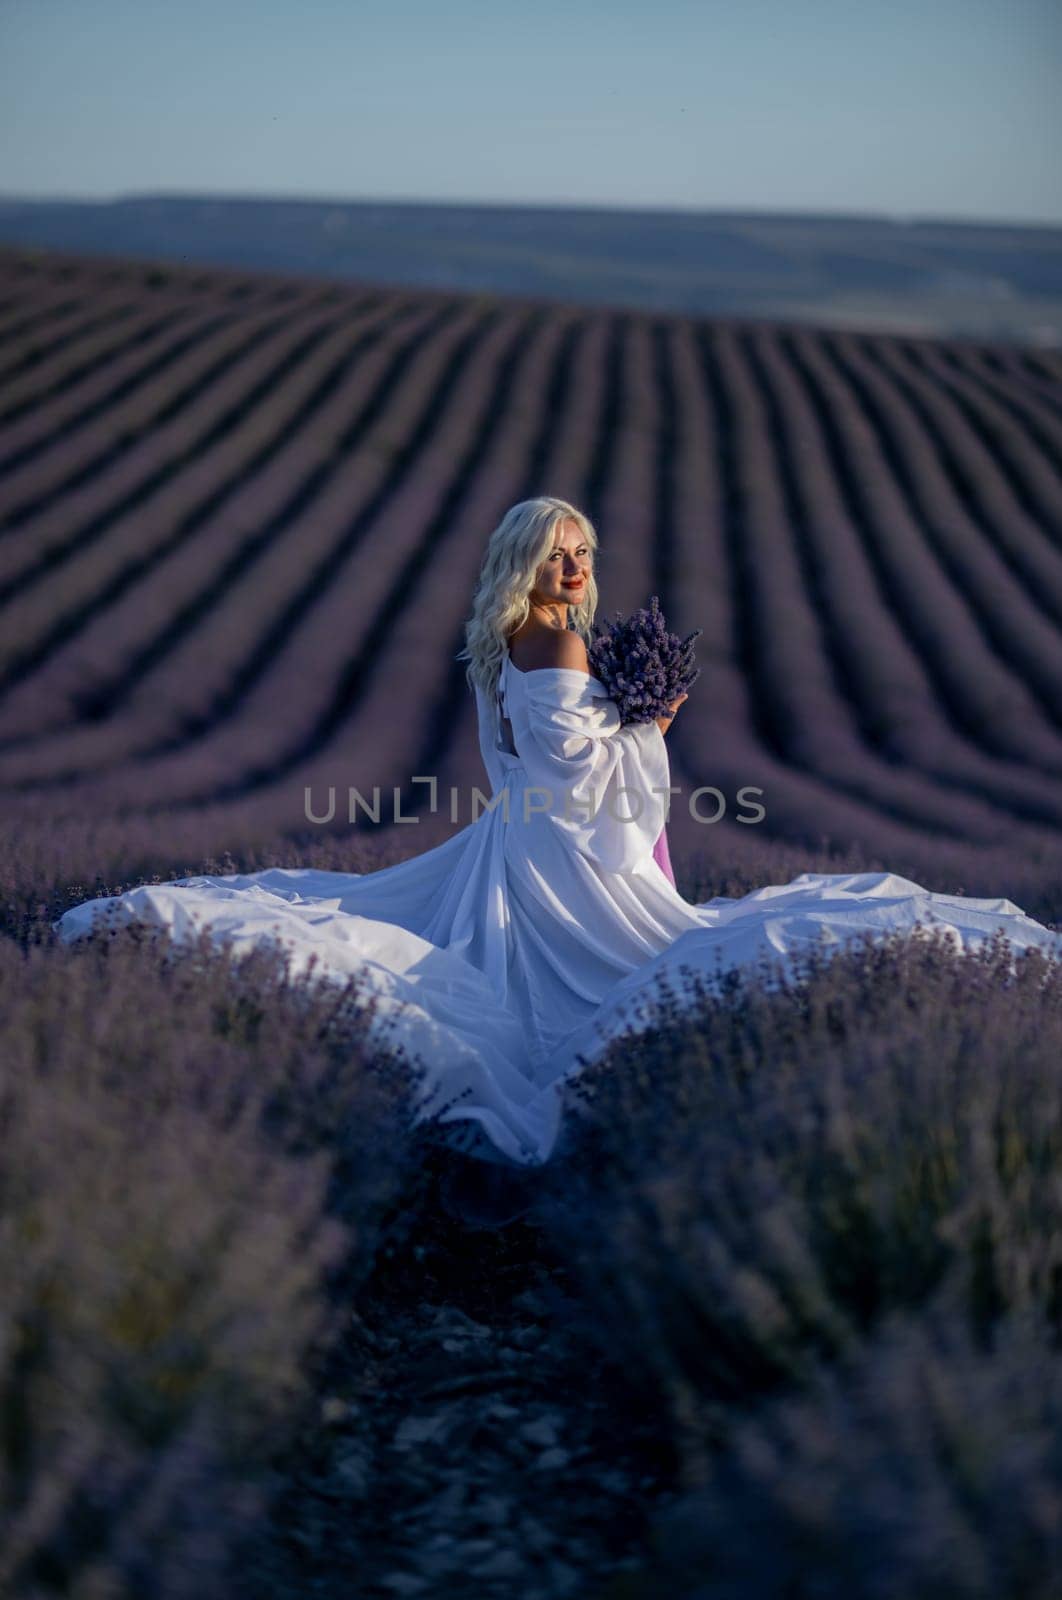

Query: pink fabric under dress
[[652, 823, 675, 886]]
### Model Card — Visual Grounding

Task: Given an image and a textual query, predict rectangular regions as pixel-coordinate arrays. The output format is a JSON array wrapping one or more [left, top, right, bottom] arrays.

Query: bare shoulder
[[518, 627, 590, 675]]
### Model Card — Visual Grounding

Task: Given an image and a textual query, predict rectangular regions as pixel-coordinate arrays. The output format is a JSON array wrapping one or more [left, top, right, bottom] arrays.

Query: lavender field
[[1, 243, 1062, 926], [3, 242, 1062, 1598]]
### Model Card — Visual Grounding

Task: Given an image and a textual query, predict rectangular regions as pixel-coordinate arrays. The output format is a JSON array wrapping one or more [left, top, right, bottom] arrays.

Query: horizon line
[[0, 189, 1059, 232]]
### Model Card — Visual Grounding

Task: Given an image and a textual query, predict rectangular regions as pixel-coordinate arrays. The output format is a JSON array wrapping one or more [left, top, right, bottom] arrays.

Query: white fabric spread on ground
[[55, 649, 1062, 1168]]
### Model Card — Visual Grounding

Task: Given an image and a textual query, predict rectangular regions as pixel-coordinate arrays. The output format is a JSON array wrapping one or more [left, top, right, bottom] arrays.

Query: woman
[[56, 497, 1062, 1176]]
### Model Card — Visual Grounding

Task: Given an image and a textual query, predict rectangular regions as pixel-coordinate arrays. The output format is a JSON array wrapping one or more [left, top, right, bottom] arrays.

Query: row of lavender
[[537, 925, 1062, 1598], [2, 260, 1060, 807], [0, 912, 430, 1597], [5, 882, 1061, 1595], [0, 249, 1060, 925]]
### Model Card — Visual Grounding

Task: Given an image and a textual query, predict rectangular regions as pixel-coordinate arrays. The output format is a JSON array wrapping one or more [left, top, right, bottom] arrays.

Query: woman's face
[[530, 519, 592, 611]]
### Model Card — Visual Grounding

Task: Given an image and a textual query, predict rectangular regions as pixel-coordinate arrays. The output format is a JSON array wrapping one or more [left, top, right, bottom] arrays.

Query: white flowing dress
[[55, 649, 1062, 1168]]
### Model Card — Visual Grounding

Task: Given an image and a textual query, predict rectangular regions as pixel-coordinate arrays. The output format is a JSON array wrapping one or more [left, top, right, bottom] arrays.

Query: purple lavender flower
[[588, 595, 702, 726]]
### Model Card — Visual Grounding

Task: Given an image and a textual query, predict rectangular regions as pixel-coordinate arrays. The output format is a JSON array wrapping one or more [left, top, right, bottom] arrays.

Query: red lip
[[561, 579, 584, 588]]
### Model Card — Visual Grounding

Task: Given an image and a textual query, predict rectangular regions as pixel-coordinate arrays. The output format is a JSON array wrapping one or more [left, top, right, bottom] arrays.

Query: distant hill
[[0, 194, 1059, 346]]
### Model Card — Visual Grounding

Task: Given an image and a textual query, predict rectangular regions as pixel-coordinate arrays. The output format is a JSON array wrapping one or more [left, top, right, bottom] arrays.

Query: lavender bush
[[627, 1299, 1062, 1599], [587, 594, 702, 726], [0, 809, 445, 947], [0, 921, 423, 1599], [537, 925, 1062, 1472]]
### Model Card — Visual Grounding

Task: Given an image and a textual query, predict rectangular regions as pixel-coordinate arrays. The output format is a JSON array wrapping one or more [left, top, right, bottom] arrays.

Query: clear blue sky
[[1, 0, 1059, 225]]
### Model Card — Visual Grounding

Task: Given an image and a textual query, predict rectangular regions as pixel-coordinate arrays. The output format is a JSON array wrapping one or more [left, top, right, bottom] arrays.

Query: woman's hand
[[656, 692, 688, 734]]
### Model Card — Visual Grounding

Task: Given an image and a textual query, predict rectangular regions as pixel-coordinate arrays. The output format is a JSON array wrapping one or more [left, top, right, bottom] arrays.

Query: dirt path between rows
[[234, 1157, 679, 1598]]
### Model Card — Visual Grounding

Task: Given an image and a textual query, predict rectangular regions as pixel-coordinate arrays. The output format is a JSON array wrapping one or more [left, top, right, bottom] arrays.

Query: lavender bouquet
[[587, 595, 702, 727]]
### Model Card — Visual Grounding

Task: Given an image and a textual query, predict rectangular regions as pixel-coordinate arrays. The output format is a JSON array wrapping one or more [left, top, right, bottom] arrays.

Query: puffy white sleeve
[[517, 670, 671, 873]]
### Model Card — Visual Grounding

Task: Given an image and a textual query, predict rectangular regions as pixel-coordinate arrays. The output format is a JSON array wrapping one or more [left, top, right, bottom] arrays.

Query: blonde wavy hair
[[458, 497, 600, 703]]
